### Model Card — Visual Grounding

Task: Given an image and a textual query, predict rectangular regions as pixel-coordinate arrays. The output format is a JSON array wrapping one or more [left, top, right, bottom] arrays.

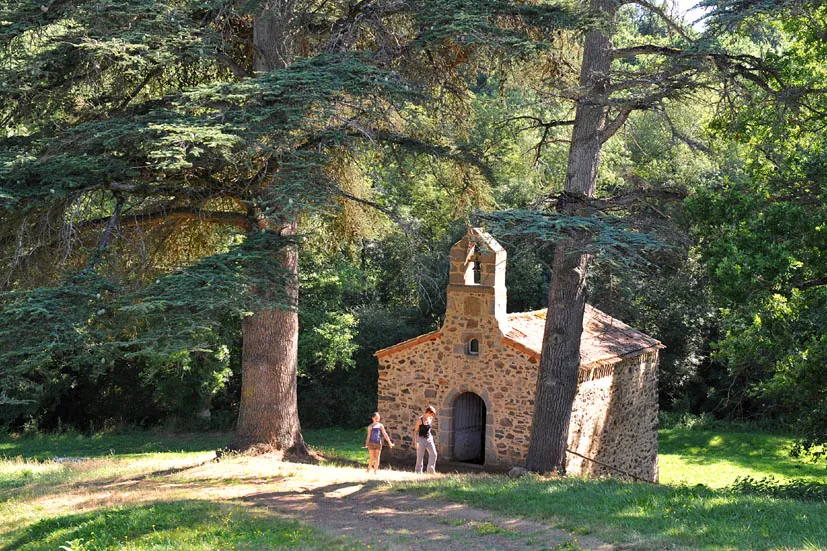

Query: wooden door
[[453, 392, 486, 463]]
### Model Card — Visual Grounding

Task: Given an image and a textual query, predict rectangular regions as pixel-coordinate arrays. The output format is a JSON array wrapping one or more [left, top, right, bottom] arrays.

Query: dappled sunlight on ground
[[3, 429, 825, 551], [1, 452, 610, 551], [658, 428, 827, 487]]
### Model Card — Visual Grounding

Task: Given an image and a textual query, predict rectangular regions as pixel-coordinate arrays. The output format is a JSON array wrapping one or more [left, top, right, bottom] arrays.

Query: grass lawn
[[7, 501, 355, 551], [401, 471, 826, 551], [0, 428, 369, 504], [0, 428, 365, 463], [399, 426, 827, 551], [1, 426, 824, 551], [0, 428, 369, 551], [304, 428, 366, 464], [659, 427, 826, 487]]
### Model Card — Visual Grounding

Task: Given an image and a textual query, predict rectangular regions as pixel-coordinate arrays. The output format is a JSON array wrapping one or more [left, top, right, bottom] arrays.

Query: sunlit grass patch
[[659, 427, 827, 487], [1, 426, 824, 551], [399, 474, 827, 551], [0, 432, 396, 551], [0, 428, 368, 469], [304, 428, 367, 465], [0, 452, 227, 544], [473, 520, 510, 536], [438, 517, 466, 526], [7, 501, 355, 551], [1, 453, 218, 497], [0, 457, 66, 491]]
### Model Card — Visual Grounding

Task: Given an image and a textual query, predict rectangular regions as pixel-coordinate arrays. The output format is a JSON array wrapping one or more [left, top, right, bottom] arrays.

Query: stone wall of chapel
[[567, 351, 660, 482], [377, 288, 538, 467], [377, 283, 659, 481]]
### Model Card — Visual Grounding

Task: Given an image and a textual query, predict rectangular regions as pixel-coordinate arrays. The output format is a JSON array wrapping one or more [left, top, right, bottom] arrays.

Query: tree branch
[[105, 181, 218, 199], [625, 0, 693, 41], [600, 106, 633, 143], [611, 45, 683, 59], [589, 188, 687, 209], [799, 277, 827, 291], [68, 205, 252, 236], [331, 188, 417, 236], [82, 194, 124, 271], [499, 115, 576, 130], [125, 206, 252, 231], [712, 55, 777, 94], [609, 44, 686, 59], [99, 195, 124, 251], [215, 52, 252, 79], [325, 0, 410, 54], [661, 109, 714, 154], [116, 66, 164, 112], [533, 188, 687, 213], [348, 129, 498, 186]]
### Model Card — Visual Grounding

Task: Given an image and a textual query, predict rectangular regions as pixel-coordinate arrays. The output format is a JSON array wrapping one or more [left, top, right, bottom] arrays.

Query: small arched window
[[467, 338, 480, 356]]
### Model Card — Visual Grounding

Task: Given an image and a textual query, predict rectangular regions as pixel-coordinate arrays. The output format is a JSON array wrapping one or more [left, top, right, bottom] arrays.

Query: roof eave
[[374, 330, 442, 358], [501, 338, 664, 366], [581, 342, 665, 369], [501, 336, 541, 359]]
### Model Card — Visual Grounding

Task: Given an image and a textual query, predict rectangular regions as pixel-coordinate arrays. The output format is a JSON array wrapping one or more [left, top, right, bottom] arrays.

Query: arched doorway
[[453, 392, 486, 464]]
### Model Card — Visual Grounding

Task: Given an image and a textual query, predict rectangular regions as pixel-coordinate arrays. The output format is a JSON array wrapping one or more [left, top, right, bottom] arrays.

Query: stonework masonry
[[566, 351, 659, 480], [375, 229, 662, 481]]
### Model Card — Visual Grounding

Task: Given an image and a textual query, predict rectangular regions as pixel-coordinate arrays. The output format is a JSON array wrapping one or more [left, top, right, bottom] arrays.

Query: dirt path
[[225, 461, 618, 551], [12, 456, 621, 551]]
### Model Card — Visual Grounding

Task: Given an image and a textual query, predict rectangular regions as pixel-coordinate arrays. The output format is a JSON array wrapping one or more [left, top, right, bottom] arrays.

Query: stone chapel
[[375, 229, 662, 481]]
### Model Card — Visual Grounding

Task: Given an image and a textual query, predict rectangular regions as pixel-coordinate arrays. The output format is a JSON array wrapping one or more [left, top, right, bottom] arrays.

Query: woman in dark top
[[364, 412, 393, 473], [414, 405, 437, 474]]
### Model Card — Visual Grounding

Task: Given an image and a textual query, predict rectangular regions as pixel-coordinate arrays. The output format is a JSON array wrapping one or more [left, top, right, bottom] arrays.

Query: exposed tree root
[[217, 440, 321, 463]]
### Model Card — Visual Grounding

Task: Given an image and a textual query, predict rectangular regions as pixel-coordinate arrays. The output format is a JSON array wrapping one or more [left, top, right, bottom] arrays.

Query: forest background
[[0, 0, 825, 460]]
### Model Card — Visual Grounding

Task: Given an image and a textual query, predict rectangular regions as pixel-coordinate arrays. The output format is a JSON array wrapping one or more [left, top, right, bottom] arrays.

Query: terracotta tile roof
[[374, 305, 662, 366], [504, 305, 663, 367]]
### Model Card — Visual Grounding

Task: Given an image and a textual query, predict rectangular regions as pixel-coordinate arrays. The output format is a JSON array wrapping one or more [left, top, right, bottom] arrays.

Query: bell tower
[[444, 228, 508, 332]]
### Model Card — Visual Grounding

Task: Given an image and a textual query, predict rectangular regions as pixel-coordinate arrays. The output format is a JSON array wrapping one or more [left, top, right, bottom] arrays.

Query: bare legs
[[367, 447, 382, 473]]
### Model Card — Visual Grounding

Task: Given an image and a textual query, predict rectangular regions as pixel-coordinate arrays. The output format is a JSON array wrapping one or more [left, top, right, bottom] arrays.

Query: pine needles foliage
[[0, 0, 589, 428]]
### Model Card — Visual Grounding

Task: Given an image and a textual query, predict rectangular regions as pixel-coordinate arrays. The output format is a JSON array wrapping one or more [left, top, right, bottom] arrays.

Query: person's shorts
[[367, 442, 382, 451]]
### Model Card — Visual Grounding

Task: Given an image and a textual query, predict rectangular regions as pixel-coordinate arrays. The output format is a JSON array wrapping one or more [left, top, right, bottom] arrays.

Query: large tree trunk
[[252, 0, 296, 73], [525, 241, 591, 472], [231, 0, 307, 454], [525, 0, 616, 474], [232, 219, 307, 452]]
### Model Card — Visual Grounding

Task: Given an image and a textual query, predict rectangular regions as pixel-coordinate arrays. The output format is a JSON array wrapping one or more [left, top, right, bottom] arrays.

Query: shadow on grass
[[0, 428, 366, 464], [401, 474, 827, 551], [659, 428, 827, 480], [0, 456, 220, 504], [0, 471, 51, 493], [2, 500, 338, 551]]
